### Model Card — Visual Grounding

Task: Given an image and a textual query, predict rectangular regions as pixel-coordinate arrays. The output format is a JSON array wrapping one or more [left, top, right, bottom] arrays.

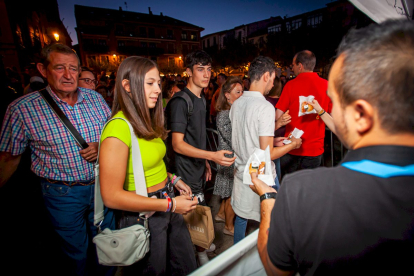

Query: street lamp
[[53, 33, 59, 41]]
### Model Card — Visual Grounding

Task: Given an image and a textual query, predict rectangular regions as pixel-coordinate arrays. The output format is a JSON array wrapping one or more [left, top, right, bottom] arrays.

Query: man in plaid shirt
[[0, 44, 115, 275]]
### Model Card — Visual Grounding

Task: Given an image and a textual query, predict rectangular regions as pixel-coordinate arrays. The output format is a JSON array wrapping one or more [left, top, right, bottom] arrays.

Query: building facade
[[202, 0, 374, 78], [75, 5, 204, 75], [0, 0, 71, 71]]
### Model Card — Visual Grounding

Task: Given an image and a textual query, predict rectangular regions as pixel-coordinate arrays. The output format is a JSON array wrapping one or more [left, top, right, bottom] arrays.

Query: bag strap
[[342, 160, 414, 178], [169, 89, 206, 119], [217, 126, 232, 148], [94, 117, 148, 226], [39, 87, 89, 149]]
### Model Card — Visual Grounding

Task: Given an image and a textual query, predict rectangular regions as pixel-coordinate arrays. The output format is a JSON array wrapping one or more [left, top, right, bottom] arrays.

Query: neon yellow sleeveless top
[[100, 111, 167, 190]]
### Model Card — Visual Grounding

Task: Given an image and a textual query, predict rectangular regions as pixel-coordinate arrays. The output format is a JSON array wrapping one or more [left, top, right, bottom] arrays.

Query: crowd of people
[[0, 19, 413, 276]]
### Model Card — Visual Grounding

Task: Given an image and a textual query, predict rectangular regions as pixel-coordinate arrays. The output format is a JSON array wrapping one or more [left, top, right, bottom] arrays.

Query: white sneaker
[[197, 250, 209, 266], [206, 243, 216, 253]]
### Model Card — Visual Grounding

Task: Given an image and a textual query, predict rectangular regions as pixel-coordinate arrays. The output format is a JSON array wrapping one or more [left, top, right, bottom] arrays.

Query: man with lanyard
[[165, 50, 236, 265], [250, 20, 414, 275], [0, 43, 114, 275]]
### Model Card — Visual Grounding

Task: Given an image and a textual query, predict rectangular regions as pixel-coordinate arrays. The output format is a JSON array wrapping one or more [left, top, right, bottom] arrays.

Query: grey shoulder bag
[[93, 117, 150, 266]]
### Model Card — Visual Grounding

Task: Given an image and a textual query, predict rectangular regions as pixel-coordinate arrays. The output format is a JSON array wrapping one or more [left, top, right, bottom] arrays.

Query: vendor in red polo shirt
[[276, 50, 332, 177]]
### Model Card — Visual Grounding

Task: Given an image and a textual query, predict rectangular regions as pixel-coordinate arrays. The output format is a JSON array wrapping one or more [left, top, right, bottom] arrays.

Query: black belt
[[43, 178, 95, 187], [148, 181, 174, 199]]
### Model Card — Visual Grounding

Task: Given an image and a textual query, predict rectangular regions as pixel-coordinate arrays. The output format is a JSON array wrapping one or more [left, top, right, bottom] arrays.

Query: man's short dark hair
[[80, 66, 93, 77], [218, 73, 227, 80], [185, 50, 212, 71], [248, 56, 276, 82], [294, 50, 316, 71], [40, 43, 80, 69], [336, 19, 414, 134]]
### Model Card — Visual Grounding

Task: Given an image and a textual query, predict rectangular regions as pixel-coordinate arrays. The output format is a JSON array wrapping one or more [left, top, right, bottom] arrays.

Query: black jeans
[[123, 183, 197, 276], [281, 154, 322, 177]]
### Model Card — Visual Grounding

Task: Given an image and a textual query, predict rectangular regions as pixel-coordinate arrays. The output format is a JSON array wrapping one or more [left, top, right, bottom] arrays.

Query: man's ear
[[37, 63, 47, 78], [352, 99, 374, 134], [121, 79, 131, 92], [262, 71, 270, 83], [186, 67, 192, 77]]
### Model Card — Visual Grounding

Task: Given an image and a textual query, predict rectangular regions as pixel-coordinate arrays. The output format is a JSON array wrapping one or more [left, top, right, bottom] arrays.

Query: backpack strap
[[169, 91, 194, 119]]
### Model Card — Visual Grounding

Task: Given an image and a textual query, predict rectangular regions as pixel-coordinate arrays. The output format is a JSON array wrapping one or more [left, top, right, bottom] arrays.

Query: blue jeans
[[41, 179, 115, 276], [234, 180, 279, 244], [274, 158, 282, 184]]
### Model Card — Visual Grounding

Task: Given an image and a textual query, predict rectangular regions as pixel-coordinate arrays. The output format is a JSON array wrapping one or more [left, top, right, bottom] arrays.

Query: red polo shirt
[[276, 72, 332, 157]]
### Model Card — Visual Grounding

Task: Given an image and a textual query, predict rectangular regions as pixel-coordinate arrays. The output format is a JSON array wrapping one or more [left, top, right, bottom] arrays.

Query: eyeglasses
[[79, 78, 98, 85]]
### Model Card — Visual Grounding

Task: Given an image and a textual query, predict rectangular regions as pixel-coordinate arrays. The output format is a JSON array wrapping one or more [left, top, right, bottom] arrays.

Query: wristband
[[166, 197, 172, 212], [260, 192, 277, 202], [172, 198, 177, 213], [318, 109, 325, 116], [173, 176, 182, 186]]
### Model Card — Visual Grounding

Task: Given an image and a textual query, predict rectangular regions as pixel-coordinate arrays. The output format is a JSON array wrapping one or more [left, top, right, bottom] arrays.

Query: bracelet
[[318, 109, 325, 116], [260, 192, 277, 202], [172, 198, 177, 213], [173, 176, 182, 186], [166, 197, 172, 212]]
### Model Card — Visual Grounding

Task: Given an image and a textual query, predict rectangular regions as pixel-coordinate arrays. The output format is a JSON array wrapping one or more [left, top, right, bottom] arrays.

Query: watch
[[260, 192, 277, 202]]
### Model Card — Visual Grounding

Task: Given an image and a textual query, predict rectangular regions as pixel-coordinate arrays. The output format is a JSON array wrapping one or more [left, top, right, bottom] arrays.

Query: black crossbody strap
[[39, 88, 89, 149]]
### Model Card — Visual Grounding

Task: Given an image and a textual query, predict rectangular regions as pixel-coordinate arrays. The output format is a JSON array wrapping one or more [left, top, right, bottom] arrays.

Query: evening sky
[[57, 0, 332, 45]]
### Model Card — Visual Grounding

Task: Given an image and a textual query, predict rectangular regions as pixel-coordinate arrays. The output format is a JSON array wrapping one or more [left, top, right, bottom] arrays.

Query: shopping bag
[[243, 146, 274, 186], [183, 205, 215, 249]]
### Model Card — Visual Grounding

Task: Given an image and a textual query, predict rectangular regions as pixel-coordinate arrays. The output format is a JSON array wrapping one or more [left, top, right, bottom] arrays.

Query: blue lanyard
[[342, 160, 414, 178]]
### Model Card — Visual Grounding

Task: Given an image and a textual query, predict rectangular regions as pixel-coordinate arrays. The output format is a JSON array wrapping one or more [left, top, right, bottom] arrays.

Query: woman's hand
[[174, 195, 198, 215], [274, 137, 286, 147], [175, 179, 192, 195], [309, 99, 323, 113], [205, 160, 212, 181], [276, 110, 291, 129]]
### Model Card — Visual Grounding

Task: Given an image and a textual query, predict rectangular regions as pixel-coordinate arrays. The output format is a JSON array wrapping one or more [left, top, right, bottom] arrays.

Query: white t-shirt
[[230, 91, 276, 221]]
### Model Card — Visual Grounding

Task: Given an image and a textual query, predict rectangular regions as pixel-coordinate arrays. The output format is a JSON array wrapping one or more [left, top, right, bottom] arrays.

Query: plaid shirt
[[0, 86, 111, 181]]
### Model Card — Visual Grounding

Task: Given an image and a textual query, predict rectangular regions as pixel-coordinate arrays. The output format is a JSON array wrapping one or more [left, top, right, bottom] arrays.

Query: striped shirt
[[0, 86, 111, 181]]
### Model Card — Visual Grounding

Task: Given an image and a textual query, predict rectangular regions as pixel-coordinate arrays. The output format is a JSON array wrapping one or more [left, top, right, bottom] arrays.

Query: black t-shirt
[[268, 145, 414, 275], [165, 87, 206, 186]]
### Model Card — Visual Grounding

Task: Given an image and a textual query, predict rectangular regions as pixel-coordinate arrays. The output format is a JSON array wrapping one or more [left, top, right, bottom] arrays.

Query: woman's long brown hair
[[216, 76, 243, 112], [112, 56, 168, 140]]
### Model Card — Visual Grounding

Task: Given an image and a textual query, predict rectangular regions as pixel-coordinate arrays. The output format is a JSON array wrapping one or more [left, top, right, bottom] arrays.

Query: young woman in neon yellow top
[[99, 57, 198, 274]]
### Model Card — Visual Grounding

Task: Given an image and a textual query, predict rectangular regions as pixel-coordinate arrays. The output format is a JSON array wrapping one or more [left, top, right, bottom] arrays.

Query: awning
[[349, 0, 413, 23]]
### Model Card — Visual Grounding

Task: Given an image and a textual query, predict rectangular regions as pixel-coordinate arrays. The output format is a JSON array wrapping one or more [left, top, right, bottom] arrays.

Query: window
[[141, 42, 147, 48], [307, 14, 323, 28], [286, 22, 291, 33], [207, 39, 210, 47], [149, 43, 156, 48], [148, 28, 155, 38], [168, 43, 175, 53], [181, 31, 187, 40], [291, 19, 302, 31], [213, 37, 216, 45], [167, 29, 173, 39], [182, 44, 189, 54], [116, 25, 124, 34], [98, 40, 107, 46], [268, 24, 281, 33], [139, 27, 146, 37], [192, 45, 198, 50], [191, 32, 197, 41], [118, 40, 125, 47]]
